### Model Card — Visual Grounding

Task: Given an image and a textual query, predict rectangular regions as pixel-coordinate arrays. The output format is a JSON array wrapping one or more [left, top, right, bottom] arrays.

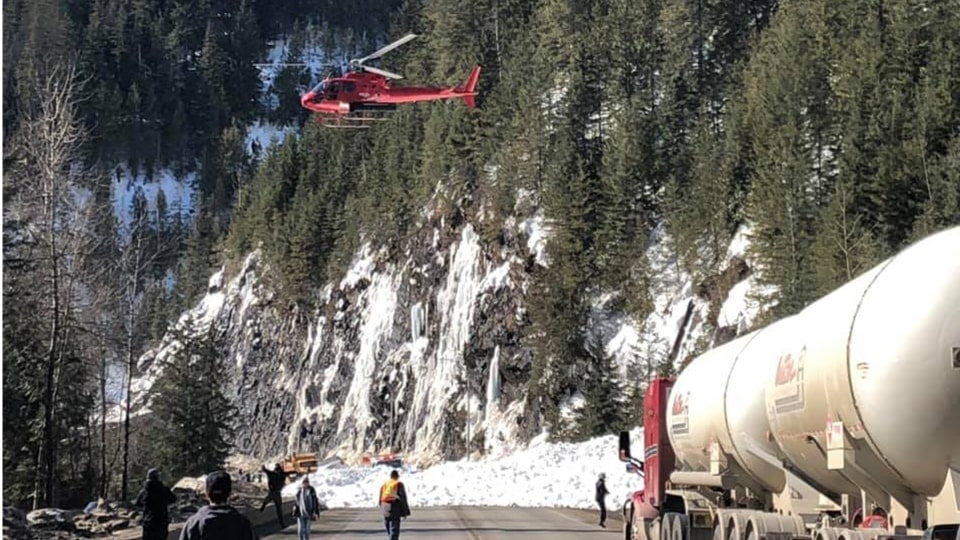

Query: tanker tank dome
[[846, 225, 960, 496]]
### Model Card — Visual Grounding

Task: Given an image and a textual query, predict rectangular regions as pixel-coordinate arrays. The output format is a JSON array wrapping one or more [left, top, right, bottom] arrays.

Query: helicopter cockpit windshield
[[309, 81, 327, 95]]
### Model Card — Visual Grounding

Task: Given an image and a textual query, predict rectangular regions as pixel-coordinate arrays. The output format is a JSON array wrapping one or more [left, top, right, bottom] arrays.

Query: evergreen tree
[[176, 202, 218, 310], [810, 179, 884, 296], [742, 0, 831, 318], [146, 325, 234, 479], [577, 339, 627, 440]]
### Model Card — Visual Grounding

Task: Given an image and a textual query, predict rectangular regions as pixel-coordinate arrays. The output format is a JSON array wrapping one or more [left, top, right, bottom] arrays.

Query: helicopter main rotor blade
[[361, 65, 404, 80], [356, 33, 418, 64]]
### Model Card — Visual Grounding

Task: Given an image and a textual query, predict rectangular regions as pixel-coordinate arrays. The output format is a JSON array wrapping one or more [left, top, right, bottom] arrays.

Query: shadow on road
[[262, 527, 600, 535]]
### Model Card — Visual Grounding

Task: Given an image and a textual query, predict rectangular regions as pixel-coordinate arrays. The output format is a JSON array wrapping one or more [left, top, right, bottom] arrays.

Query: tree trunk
[[34, 162, 62, 510], [99, 335, 109, 498], [121, 217, 147, 502]]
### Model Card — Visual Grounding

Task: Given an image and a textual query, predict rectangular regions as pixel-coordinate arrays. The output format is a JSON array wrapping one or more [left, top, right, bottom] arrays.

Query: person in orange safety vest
[[378, 470, 410, 540]]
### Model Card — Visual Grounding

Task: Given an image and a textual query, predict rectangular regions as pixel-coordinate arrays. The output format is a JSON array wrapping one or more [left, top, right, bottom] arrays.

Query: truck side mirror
[[619, 431, 631, 460]]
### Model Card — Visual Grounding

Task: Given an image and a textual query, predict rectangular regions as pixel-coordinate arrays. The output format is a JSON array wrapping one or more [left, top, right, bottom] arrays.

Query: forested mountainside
[[4, 0, 960, 512]]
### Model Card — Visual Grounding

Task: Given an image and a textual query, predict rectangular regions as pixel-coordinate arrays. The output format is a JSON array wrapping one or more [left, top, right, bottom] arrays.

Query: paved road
[[261, 506, 621, 539]]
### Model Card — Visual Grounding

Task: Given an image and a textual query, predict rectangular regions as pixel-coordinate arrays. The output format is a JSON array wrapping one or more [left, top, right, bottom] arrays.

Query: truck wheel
[[672, 514, 690, 540], [661, 515, 674, 540]]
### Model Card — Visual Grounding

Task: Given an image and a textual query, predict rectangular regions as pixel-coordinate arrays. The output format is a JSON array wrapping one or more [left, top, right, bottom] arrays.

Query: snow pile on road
[[282, 428, 644, 510]]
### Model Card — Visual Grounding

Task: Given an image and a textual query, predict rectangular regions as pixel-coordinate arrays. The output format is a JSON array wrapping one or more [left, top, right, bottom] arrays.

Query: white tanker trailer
[[618, 226, 960, 540]]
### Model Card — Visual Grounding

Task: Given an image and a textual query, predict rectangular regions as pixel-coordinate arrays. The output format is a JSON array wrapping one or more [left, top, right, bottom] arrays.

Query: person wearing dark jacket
[[259, 463, 287, 528], [378, 470, 410, 540], [293, 477, 321, 540], [596, 472, 609, 528], [136, 468, 178, 540], [179, 470, 257, 540]]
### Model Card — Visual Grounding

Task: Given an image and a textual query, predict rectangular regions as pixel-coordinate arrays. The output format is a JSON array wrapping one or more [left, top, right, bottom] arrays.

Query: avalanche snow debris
[[282, 429, 644, 510]]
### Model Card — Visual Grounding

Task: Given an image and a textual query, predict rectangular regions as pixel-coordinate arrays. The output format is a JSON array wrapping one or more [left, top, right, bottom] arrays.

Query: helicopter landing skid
[[318, 111, 391, 129]]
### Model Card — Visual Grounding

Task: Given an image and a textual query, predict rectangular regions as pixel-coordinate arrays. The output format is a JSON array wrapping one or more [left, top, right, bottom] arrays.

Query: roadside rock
[[4, 506, 28, 529], [26, 509, 76, 532]]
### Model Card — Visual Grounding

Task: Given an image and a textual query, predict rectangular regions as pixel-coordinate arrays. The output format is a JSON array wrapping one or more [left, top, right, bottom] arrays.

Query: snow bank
[[282, 429, 644, 510]]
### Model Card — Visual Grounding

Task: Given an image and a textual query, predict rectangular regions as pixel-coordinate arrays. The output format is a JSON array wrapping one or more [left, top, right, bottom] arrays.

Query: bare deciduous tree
[[7, 60, 96, 509]]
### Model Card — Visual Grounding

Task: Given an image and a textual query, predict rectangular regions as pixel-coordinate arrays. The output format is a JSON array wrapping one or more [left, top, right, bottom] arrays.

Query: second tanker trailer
[[619, 226, 960, 540]]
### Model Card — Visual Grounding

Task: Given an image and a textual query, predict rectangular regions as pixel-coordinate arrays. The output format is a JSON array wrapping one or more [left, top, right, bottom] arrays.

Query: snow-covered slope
[[281, 429, 644, 510], [586, 223, 760, 383]]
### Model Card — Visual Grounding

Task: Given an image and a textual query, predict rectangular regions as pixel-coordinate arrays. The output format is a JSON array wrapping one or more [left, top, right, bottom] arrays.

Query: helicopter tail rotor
[[457, 65, 481, 109]]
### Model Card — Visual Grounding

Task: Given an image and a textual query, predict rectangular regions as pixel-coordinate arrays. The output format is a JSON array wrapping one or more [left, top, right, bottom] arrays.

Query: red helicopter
[[300, 33, 481, 128]]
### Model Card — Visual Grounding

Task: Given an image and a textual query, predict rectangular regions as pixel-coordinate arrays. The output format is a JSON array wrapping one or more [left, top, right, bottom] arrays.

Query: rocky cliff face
[[134, 199, 555, 465], [132, 197, 759, 465]]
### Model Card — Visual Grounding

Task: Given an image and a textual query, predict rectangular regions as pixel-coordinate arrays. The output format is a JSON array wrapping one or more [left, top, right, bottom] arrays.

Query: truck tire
[[661, 514, 675, 540], [672, 514, 690, 540]]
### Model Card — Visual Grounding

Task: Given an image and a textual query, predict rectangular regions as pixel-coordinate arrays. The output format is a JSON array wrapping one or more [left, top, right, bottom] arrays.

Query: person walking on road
[[260, 463, 287, 528], [136, 468, 177, 540], [179, 471, 257, 540], [293, 477, 321, 540], [596, 472, 609, 528], [378, 469, 411, 540]]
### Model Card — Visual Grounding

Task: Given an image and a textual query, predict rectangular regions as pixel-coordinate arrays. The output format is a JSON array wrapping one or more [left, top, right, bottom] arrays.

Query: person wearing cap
[[135, 468, 177, 540], [293, 477, 320, 540], [596, 472, 610, 528], [179, 470, 257, 540], [378, 470, 410, 540], [260, 462, 287, 528]]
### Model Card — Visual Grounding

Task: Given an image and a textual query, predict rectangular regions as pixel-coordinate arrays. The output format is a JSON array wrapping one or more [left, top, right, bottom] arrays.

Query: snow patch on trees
[[110, 164, 195, 233]]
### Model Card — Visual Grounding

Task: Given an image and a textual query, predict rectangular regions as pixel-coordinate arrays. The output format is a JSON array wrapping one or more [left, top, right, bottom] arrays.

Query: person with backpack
[[135, 468, 177, 540], [293, 477, 321, 540], [596, 472, 610, 528], [378, 470, 411, 540], [179, 471, 257, 540], [259, 463, 287, 528]]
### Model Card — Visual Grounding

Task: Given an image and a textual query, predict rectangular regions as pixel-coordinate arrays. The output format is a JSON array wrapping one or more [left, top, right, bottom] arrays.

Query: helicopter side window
[[326, 82, 340, 100], [343, 82, 356, 93]]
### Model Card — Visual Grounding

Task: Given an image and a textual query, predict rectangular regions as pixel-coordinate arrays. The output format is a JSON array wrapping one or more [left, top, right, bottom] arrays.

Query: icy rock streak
[[409, 225, 482, 459]]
